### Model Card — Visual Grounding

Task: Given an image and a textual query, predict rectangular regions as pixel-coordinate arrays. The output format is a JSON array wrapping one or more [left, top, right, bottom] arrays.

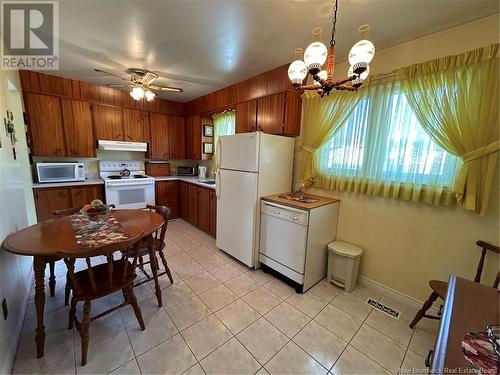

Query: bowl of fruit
[[82, 200, 111, 222]]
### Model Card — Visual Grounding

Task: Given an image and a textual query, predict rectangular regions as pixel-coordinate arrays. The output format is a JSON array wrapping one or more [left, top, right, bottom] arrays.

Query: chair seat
[[72, 260, 135, 300], [429, 280, 448, 299], [134, 237, 165, 257]]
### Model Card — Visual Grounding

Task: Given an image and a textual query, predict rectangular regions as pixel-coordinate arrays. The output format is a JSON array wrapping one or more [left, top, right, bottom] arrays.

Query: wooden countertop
[[261, 193, 339, 210], [432, 275, 499, 373]]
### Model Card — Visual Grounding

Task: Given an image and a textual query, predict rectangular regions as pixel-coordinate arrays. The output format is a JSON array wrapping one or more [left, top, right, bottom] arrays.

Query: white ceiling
[[53, 0, 498, 102]]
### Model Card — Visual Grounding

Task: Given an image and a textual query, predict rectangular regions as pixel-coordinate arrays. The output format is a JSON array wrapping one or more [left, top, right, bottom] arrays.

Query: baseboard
[[357, 275, 440, 314]]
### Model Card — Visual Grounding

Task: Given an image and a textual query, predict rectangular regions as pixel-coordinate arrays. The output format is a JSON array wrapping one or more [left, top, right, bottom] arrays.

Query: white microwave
[[36, 162, 85, 183]]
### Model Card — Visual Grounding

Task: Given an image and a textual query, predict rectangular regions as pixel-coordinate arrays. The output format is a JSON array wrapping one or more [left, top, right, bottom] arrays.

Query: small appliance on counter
[[99, 160, 155, 209], [177, 166, 196, 176], [145, 161, 171, 177], [198, 166, 207, 179], [259, 193, 340, 292], [36, 162, 85, 183]]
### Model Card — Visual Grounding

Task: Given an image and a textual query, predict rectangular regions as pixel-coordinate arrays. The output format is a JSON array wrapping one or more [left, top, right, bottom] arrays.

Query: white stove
[[99, 160, 155, 209]]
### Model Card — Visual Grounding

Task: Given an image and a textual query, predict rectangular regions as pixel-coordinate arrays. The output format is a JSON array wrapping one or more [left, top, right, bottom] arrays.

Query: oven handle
[[105, 183, 154, 188]]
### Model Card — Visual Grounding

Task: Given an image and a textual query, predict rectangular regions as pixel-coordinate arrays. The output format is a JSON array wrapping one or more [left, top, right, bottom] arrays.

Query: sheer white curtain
[[213, 110, 236, 167], [317, 79, 460, 205]]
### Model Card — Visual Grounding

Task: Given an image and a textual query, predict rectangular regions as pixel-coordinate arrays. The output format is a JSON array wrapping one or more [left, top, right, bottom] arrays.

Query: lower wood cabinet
[[155, 181, 179, 219], [33, 184, 103, 222], [197, 187, 210, 233], [209, 190, 217, 238], [179, 181, 189, 221], [188, 184, 198, 226]]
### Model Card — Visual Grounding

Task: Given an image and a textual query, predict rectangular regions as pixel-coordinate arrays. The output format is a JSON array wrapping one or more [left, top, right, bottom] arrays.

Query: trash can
[[327, 241, 363, 292]]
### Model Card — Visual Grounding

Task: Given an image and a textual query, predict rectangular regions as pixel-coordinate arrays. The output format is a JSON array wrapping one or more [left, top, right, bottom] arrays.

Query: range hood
[[98, 140, 147, 152]]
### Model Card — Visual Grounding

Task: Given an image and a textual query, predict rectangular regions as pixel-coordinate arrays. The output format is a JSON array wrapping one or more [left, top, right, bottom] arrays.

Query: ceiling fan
[[94, 68, 183, 101]]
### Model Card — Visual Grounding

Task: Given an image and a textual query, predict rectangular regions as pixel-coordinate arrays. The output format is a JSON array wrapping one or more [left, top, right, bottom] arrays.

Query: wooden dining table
[[1, 209, 164, 358]]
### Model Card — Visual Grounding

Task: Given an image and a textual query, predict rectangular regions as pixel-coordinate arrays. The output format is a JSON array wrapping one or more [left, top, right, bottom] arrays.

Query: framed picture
[[203, 142, 213, 154], [203, 124, 213, 137]]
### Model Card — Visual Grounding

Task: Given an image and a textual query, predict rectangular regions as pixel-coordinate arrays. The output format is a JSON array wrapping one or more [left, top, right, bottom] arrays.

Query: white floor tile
[[242, 286, 282, 315], [314, 304, 362, 342], [286, 292, 328, 318], [198, 284, 238, 312], [215, 299, 261, 335], [264, 341, 327, 375], [309, 280, 342, 302], [331, 291, 373, 321], [399, 349, 428, 375], [224, 274, 260, 297], [211, 263, 242, 283], [264, 302, 310, 338], [332, 345, 390, 375], [409, 328, 436, 358], [109, 359, 141, 374], [167, 296, 212, 331], [365, 310, 414, 346], [185, 272, 220, 294], [264, 278, 296, 300]]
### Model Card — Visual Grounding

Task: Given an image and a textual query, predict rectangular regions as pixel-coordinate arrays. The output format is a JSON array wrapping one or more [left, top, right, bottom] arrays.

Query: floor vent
[[366, 298, 400, 319]]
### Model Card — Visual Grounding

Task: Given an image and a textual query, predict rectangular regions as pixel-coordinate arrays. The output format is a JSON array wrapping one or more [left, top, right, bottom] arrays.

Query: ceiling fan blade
[[149, 85, 183, 93], [105, 83, 130, 87], [94, 68, 130, 82], [142, 71, 158, 85]]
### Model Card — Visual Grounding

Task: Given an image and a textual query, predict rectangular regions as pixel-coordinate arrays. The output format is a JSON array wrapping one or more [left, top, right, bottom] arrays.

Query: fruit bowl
[[81, 200, 112, 222], [86, 208, 111, 222]]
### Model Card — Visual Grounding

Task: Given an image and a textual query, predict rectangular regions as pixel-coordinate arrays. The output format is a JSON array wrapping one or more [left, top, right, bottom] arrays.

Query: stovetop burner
[[133, 175, 147, 178], [108, 176, 122, 179]]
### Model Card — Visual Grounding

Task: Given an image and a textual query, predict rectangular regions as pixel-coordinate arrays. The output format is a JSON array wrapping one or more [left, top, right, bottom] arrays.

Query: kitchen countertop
[[32, 178, 104, 189], [154, 176, 216, 189], [261, 193, 339, 210]]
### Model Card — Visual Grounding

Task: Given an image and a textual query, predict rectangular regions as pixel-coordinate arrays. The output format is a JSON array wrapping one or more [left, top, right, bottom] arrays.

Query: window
[[318, 88, 459, 187]]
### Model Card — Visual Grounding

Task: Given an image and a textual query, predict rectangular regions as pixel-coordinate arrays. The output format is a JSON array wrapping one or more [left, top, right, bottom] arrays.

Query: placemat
[[69, 211, 129, 248]]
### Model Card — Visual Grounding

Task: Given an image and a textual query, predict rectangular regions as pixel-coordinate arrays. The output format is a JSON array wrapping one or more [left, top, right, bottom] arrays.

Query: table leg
[[34, 256, 47, 358], [48, 260, 56, 297], [148, 236, 163, 307]]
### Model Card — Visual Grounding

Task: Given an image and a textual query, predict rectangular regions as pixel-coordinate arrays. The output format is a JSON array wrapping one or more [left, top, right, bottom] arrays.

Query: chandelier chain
[[330, 0, 339, 47]]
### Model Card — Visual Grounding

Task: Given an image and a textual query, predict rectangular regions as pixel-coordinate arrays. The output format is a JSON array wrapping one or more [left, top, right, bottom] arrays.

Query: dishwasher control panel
[[261, 202, 309, 226]]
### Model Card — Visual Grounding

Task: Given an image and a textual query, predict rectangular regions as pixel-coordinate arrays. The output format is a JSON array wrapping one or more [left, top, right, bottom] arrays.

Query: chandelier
[[288, 0, 375, 97]]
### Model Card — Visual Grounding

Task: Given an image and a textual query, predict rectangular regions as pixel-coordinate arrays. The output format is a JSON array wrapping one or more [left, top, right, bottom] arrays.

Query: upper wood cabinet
[[169, 117, 185, 160], [236, 100, 257, 134], [93, 104, 124, 141], [149, 113, 170, 159], [25, 93, 66, 157], [123, 108, 150, 142], [61, 98, 95, 157], [257, 92, 286, 134], [283, 91, 302, 136], [185, 115, 202, 160]]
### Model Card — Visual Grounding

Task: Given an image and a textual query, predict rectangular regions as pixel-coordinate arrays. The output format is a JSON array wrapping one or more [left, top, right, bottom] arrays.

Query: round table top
[[2, 209, 164, 257]]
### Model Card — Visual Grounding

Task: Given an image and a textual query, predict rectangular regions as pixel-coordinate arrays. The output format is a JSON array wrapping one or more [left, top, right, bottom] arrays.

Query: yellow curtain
[[213, 110, 236, 169], [300, 90, 360, 184], [398, 44, 499, 215]]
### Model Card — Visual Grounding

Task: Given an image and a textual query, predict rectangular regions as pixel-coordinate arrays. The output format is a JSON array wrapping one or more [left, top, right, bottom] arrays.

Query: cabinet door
[[61, 98, 95, 157], [33, 188, 71, 222], [184, 116, 202, 160], [155, 181, 179, 219], [123, 108, 146, 142], [93, 104, 124, 141], [257, 92, 285, 134], [197, 187, 210, 233], [283, 92, 302, 137], [169, 117, 185, 159], [25, 93, 66, 157], [179, 181, 189, 221], [70, 186, 103, 208], [188, 184, 198, 225], [209, 190, 217, 238], [236, 100, 257, 134], [149, 113, 170, 159]]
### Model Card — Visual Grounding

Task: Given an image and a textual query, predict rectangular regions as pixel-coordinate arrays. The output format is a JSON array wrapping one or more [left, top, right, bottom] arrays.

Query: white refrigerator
[[215, 132, 295, 267]]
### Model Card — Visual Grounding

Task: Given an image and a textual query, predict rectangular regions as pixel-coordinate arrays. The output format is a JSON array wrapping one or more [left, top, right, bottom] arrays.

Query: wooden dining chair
[[410, 240, 500, 329], [122, 205, 174, 307], [53, 205, 115, 305], [60, 233, 145, 366]]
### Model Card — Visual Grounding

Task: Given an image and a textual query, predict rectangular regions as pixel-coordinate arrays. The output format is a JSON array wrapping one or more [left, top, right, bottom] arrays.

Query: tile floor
[[13, 219, 438, 374]]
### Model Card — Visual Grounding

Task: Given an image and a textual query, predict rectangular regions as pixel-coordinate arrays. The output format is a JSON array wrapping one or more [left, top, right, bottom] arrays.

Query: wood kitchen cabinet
[[149, 113, 170, 159], [61, 98, 95, 157], [155, 181, 179, 219], [33, 185, 103, 222], [196, 187, 210, 233], [123, 108, 149, 142], [187, 183, 198, 226], [92, 104, 124, 141], [236, 100, 257, 134], [209, 190, 217, 237], [257, 92, 286, 134], [168, 117, 185, 159], [179, 181, 189, 221], [25, 93, 66, 157], [184, 115, 202, 160]]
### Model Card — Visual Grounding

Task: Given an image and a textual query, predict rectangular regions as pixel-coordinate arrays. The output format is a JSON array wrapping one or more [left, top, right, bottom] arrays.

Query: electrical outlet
[[2, 298, 7, 320]]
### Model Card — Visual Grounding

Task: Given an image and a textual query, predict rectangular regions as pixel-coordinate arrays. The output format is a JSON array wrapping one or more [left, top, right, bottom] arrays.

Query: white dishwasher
[[259, 199, 339, 292]]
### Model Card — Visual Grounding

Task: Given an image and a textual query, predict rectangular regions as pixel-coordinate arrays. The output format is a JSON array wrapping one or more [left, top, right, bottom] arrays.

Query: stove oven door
[[105, 183, 155, 209]]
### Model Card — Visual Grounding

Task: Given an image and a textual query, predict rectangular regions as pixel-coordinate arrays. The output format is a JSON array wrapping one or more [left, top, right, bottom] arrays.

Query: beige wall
[[0, 67, 36, 373], [295, 14, 500, 301]]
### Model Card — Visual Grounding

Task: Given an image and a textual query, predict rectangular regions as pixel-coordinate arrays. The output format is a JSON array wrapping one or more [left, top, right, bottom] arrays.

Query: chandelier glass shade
[[288, 0, 375, 97]]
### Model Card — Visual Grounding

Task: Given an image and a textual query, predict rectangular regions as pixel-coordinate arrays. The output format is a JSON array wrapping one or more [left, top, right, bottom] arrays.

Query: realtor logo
[[1, 1, 59, 70]]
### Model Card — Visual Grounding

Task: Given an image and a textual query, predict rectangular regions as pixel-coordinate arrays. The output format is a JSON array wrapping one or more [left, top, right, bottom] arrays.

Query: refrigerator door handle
[[215, 170, 220, 199]]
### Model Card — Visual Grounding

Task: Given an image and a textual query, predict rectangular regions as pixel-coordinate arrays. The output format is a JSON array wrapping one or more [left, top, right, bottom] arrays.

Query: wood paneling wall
[[184, 64, 293, 116], [19, 70, 185, 117]]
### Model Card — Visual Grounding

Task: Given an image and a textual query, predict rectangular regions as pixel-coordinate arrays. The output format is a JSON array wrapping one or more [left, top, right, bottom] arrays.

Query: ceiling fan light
[[145, 90, 155, 101], [130, 86, 145, 100], [304, 27, 328, 75]]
